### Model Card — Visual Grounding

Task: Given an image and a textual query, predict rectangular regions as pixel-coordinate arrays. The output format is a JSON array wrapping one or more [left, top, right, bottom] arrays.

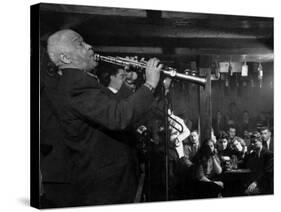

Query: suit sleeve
[[115, 83, 135, 99], [71, 82, 154, 130]]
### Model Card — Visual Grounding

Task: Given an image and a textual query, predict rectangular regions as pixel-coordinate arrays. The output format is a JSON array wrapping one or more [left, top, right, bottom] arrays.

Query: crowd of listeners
[[160, 108, 274, 200]]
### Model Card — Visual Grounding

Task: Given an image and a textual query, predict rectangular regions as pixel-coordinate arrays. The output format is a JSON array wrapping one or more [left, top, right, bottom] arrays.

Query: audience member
[[192, 139, 223, 198], [230, 136, 247, 168], [217, 131, 231, 156], [244, 136, 273, 195], [260, 126, 273, 152], [227, 125, 237, 143], [246, 131, 261, 154], [216, 131, 232, 170]]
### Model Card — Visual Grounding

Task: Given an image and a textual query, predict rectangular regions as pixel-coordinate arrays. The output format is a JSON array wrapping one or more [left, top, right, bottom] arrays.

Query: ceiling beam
[[84, 36, 272, 49], [79, 22, 271, 39], [40, 3, 147, 17]]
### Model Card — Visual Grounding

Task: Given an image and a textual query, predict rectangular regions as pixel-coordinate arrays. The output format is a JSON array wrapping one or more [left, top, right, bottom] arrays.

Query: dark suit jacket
[[263, 137, 274, 153], [42, 68, 154, 206], [244, 148, 273, 194]]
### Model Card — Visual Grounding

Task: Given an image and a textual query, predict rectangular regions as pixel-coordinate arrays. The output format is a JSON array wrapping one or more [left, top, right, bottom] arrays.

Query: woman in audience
[[231, 137, 247, 158], [191, 139, 224, 198]]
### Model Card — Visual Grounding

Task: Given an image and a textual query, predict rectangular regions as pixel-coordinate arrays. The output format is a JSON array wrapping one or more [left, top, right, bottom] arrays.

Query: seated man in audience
[[217, 131, 231, 156], [227, 125, 237, 144], [216, 131, 232, 170], [260, 126, 273, 152], [246, 131, 261, 154], [182, 129, 200, 167], [244, 136, 273, 195]]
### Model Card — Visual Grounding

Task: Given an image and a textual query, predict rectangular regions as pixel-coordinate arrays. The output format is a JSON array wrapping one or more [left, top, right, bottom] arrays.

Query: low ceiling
[[39, 3, 274, 62]]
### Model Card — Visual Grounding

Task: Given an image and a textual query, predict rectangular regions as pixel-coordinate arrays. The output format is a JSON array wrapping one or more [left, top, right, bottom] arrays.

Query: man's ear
[[110, 75, 115, 82], [59, 53, 71, 64], [48, 52, 57, 64]]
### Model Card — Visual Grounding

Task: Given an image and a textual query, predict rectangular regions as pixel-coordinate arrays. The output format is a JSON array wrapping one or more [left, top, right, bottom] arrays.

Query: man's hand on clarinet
[[145, 58, 162, 89]]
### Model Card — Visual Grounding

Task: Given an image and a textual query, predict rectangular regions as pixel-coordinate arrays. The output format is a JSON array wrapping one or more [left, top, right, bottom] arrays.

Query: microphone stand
[[163, 78, 172, 201]]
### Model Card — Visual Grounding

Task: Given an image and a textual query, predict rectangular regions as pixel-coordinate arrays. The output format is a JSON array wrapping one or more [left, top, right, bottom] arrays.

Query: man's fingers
[[147, 58, 160, 68]]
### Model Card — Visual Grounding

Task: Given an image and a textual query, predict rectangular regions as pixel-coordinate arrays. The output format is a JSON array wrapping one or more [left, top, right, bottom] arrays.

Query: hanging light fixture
[[241, 56, 248, 77], [257, 62, 263, 88]]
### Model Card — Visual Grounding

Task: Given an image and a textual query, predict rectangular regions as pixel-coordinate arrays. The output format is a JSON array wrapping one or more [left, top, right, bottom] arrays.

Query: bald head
[[47, 29, 75, 66], [47, 29, 98, 71]]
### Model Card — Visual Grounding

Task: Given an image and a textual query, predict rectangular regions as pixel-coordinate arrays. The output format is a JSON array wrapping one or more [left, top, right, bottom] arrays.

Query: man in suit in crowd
[[41, 29, 162, 207], [227, 125, 237, 144], [260, 126, 273, 152], [244, 136, 273, 195]]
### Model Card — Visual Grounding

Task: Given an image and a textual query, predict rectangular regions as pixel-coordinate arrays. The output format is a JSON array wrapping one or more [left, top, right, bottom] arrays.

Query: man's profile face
[[190, 131, 199, 145], [110, 69, 127, 90], [261, 129, 271, 142], [52, 30, 98, 71], [228, 128, 236, 139], [67, 31, 98, 71]]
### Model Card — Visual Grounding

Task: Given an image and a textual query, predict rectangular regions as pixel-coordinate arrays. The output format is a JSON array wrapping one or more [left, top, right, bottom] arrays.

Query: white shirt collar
[[108, 86, 118, 94], [266, 137, 271, 149]]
